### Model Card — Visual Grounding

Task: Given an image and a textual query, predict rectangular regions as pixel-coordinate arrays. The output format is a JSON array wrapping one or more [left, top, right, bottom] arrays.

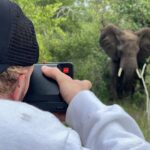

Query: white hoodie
[[0, 90, 149, 150]]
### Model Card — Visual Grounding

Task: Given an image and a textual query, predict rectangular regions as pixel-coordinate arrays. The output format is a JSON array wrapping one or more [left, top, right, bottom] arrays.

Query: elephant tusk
[[136, 69, 142, 79], [118, 68, 123, 77]]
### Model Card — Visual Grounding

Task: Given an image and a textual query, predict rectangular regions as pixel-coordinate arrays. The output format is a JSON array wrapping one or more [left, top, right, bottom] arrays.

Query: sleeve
[[66, 90, 150, 150]]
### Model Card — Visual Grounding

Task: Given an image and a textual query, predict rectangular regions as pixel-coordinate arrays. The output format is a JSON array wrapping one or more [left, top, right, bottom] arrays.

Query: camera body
[[23, 62, 73, 112]]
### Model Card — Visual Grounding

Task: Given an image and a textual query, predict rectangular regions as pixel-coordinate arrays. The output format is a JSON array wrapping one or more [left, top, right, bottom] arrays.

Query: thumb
[[41, 66, 72, 83]]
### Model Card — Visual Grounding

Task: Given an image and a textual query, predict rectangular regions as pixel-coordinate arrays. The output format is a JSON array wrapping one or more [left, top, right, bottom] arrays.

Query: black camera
[[23, 62, 73, 112]]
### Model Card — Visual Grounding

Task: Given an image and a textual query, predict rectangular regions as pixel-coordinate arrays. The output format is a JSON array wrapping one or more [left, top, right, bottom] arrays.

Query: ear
[[136, 28, 150, 63], [99, 24, 122, 61], [11, 74, 26, 101]]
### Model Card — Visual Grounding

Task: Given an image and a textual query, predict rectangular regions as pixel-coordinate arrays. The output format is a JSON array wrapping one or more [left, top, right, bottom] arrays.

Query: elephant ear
[[136, 28, 150, 64], [99, 25, 122, 61]]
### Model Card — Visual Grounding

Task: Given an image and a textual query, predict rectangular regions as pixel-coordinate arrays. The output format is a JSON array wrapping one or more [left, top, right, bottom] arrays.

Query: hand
[[41, 66, 92, 104]]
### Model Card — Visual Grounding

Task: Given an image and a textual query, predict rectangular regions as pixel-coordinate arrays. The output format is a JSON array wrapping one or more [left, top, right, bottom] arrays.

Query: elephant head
[[99, 25, 150, 95]]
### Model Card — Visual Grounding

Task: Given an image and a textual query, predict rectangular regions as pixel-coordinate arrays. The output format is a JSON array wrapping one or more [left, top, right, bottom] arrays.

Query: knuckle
[[83, 80, 92, 89]]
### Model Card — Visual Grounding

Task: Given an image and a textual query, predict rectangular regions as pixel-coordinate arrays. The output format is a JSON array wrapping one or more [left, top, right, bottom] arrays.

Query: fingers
[[42, 66, 72, 82], [42, 66, 92, 90], [82, 80, 92, 89]]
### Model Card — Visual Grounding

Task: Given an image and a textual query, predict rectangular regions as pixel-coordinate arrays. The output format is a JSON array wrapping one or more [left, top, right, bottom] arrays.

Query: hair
[[0, 66, 26, 95]]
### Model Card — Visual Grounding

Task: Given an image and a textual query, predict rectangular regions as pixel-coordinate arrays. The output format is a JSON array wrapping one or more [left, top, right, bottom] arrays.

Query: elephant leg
[[116, 76, 124, 99], [138, 76, 145, 94], [109, 62, 120, 100], [109, 77, 118, 100], [130, 79, 136, 97]]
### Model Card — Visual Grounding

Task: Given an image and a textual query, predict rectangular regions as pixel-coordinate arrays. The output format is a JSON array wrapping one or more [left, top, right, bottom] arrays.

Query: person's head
[[0, 0, 39, 100]]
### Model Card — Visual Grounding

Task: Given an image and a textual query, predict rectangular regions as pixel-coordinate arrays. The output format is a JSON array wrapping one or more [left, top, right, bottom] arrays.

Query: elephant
[[99, 24, 150, 99]]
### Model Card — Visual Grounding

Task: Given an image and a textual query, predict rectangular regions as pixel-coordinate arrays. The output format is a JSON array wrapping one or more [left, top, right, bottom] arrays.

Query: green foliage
[[89, 0, 150, 29], [12, 0, 66, 62]]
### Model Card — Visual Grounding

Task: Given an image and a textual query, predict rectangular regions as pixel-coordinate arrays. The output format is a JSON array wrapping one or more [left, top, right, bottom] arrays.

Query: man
[[0, 0, 149, 149]]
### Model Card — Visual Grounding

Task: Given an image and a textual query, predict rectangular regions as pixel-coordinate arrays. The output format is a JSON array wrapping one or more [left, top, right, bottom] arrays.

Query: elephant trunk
[[118, 56, 140, 78], [118, 56, 139, 93], [118, 66, 141, 79]]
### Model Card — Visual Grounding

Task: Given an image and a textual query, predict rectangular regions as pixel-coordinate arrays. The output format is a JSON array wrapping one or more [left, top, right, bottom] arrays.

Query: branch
[[140, 63, 150, 125]]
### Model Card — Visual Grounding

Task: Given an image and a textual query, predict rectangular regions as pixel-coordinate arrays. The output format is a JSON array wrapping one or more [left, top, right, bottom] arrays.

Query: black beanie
[[0, 0, 39, 73]]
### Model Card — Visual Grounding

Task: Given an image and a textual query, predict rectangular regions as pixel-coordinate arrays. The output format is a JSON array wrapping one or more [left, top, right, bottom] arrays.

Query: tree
[[12, 0, 66, 61]]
